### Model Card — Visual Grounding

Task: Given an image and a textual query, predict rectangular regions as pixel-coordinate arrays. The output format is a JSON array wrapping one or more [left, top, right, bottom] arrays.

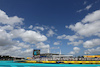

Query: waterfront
[[0, 61, 100, 67]]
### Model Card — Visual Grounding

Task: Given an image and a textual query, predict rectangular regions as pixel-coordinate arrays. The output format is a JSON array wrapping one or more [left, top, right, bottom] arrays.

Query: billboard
[[33, 49, 40, 56]]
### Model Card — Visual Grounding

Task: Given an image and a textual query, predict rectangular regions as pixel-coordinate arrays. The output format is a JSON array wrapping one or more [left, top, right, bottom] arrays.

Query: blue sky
[[0, 0, 100, 57]]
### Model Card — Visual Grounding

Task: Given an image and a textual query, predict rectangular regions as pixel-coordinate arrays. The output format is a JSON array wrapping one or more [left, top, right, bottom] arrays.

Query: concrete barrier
[[25, 60, 100, 64]]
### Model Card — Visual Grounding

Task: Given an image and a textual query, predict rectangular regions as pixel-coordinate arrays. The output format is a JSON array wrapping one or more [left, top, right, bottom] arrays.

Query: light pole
[[86, 52, 88, 61]]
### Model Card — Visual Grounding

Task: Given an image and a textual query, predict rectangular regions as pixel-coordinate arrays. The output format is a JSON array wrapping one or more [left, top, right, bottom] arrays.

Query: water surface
[[0, 61, 100, 67]]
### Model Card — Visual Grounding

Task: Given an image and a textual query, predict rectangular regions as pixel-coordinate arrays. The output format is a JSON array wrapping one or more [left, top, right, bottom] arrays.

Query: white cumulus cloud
[[33, 26, 44, 31], [67, 40, 83, 46], [77, 4, 93, 12], [83, 39, 100, 48], [82, 10, 100, 23], [85, 4, 92, 10], [28, 25, 33, 29], [0, 29, 14, 46], [0, 9, 48, 57], [54, 41, 61, 45], [10, 29, 47, 44], [46, 29, 56, 37], [0, 10, 24, 25], [69, 10, 100, 37], [73, 47, 80, 53], [84, 47, 100, 54], [69, 47, 80, 54], [35, 42, 50, 53], [57, 34, 82, 41], [83, 1, 87, 5], [20, 30, 47, 44]]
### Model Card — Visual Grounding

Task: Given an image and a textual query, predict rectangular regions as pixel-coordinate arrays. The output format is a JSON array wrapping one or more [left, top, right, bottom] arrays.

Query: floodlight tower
[[48, 48, 50, 53], [60, 49, 61, 55]]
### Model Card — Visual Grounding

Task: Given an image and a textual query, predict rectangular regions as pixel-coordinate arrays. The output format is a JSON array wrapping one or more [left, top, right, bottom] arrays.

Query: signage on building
[[33, 49, 40, 58]]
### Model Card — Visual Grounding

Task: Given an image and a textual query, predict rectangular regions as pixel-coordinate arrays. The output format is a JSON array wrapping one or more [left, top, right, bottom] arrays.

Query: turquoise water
[[0, 61, 100, 67]]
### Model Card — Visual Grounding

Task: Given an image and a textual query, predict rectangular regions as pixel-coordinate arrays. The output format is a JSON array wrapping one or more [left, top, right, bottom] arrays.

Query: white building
[[52, 55, 73, 59]]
